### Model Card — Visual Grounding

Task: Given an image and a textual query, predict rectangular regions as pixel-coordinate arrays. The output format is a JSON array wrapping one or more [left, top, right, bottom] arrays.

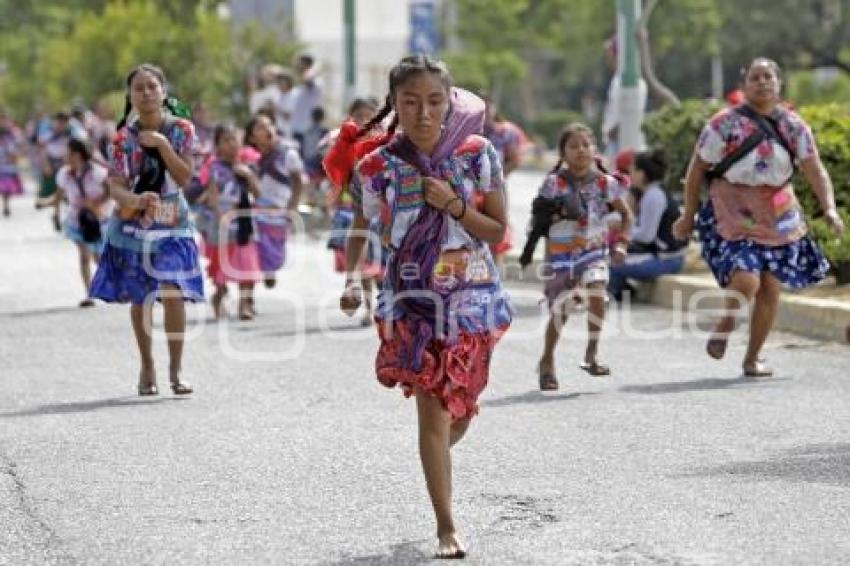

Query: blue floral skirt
[[697, 200, 829, 289], [90, 237, 204, 304]]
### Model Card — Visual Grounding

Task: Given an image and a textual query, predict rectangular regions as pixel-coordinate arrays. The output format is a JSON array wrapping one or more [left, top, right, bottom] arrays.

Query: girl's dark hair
[[243, 114, 273, 149], [549, 122, 598, 173], [117, 63, 178, 130], [740, 57, 783, 83], [67, 138, 92, 162], [633, 149, 666, 183], [357, 55, 453, 139], [348, 97, 379, 117], [214, 123, 238, 147]]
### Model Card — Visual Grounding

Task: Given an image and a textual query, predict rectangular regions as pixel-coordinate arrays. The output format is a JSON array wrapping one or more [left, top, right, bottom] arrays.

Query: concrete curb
[[650, 273, 850, 343], [502, 253, 850, 344]]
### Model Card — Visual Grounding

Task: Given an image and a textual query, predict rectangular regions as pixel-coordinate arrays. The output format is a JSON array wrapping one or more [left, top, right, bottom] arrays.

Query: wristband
[[449, 198, 467, 221], [443, 196, 462, 213]]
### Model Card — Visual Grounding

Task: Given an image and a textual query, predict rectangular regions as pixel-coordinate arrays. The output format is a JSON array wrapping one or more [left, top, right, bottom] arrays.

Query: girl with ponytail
[[322, 97, 384, 326], [89, 63, 202, 396], [530, 123, 634, 391], [337, 55, 513, 559]]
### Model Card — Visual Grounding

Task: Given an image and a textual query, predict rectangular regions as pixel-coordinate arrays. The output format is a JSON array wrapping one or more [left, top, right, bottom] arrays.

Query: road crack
[[0, 447, 76, 564]]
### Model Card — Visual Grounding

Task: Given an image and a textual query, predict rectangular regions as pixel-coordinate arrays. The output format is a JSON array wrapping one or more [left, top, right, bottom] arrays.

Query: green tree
[[0, 0, 298, 122], [717, 0, 850, 75]]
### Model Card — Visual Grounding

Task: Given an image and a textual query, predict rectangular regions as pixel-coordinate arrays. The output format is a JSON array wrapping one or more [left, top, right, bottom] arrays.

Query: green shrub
[[793, 104, 850, 267], [793, 104, 850, 217], [809, 210, 850, 263], [642, 99, 722, 193]]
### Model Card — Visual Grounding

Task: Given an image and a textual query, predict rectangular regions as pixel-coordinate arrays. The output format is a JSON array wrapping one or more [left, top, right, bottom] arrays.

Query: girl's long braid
[[116, 95, 133, 130], [357, 94, 393, 138]]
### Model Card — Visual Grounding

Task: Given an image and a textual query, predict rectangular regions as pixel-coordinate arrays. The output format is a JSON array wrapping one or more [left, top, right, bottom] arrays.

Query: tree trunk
[[637, 0, 681, 107]]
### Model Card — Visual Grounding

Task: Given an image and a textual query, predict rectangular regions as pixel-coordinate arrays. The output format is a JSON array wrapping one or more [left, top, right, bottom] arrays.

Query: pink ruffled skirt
[[375, 320, 507, 420]]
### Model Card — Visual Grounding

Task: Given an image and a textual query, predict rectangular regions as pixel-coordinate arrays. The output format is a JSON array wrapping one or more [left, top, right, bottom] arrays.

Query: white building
[[295, 0, 410, 116], [231, 0, 437, 118]]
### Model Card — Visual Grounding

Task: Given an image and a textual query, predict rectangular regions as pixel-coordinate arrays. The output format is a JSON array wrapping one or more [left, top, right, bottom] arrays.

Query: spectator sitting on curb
[[608, 149, 688, 302]]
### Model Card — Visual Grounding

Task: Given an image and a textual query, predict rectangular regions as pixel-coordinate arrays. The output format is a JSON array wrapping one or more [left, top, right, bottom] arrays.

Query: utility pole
[[343, 0, 356, 106], [616, 0, 644, 152]]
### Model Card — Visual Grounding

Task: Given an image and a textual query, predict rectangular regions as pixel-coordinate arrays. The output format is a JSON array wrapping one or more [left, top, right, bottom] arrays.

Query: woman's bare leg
[[160, 283, 186, 383], [77, 243, 93, 294], [744, 272, 781, 369], [584, 281, 607, 365], [415, 388, 465, 557], [707, 270, 760, 359], [130, 302, 155, 387]]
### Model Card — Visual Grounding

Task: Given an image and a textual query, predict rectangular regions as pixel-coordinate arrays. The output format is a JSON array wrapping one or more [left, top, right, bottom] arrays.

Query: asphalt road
[[2, 174, 850, 565]]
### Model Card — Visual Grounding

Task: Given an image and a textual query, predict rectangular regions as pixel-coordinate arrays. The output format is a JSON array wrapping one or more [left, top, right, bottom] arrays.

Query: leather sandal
[[743, 360, 774, 378], [237, 298, 254, 321], [169, 373, 193, 395], [706, 336, 728, 360], [538, 364, 559, 391], [579, 361, 611, 377], [138, 372, 159, 396]]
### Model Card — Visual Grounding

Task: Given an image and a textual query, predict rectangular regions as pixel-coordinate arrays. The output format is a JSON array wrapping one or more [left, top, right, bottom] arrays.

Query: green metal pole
[[344, 0, 356, 104], [616, 0, 644, 151], [619, 0, 639, 88]]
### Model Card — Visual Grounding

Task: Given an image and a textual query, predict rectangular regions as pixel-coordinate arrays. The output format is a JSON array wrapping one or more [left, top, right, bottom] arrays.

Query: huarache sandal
[[169, 373, 193, 395], [538, 364, 559, 391], [706, 336, 728, 360], [579, 361, 611, 377], [138, 372, 159, 396], [237, 298, 254, 321], [743, 361, 774, 378]]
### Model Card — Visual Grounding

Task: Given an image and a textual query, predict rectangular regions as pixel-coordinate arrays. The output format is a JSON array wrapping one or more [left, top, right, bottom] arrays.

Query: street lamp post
[[616, 0, 644, 152], [343, 0, 356, 106]]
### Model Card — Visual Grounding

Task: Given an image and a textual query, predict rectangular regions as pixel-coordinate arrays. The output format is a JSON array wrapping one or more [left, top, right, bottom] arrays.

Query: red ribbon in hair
[[322, 120, 391, 205]]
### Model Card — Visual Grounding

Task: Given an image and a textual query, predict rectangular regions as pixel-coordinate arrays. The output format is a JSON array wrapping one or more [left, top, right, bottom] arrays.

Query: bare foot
[[436, 532, 466, 559]]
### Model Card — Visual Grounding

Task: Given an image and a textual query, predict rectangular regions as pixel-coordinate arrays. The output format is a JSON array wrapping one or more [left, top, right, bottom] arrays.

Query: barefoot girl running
[[340, 55, 513, 559]]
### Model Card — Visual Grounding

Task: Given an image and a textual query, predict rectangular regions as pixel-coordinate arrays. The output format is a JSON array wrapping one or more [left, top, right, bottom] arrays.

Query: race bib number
[[153, 201, 179, 226]]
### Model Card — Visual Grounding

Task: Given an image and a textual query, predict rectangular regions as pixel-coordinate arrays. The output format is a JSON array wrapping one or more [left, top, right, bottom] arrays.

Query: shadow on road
[[689, 443, 850, 487], [0, 396, 187, 418], [482, 390, 597, 408], [238, 323, 372, 338], [619, 375, 788, 395], [322, 539, 432, 565], [1, 305, 85, 319]]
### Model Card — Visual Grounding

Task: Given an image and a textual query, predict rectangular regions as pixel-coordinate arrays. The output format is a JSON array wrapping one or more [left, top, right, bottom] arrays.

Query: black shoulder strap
[[555, 168, 600, 192], [71, 165, 90, 199], [734, 105, 795, 160], [706, 126, 765, 182], [259, 147, 291, 186]]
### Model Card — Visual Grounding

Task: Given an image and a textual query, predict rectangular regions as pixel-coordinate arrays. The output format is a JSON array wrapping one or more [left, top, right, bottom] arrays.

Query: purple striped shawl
[[384, 87, 485, 371]]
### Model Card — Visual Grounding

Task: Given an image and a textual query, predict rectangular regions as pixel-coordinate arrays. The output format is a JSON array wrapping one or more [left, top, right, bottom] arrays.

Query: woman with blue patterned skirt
[[90, 64, 203, 396], [673, 58, 845, 377]]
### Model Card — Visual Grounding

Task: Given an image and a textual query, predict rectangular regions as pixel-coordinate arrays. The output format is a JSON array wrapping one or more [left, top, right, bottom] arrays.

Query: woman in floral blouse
[[673, 58, 844, 377]]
